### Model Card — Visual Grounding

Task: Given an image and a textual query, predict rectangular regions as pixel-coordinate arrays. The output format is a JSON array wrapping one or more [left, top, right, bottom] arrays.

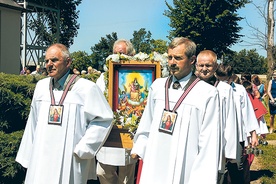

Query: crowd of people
[[15, 37, 273, 184], [20, 63, 100, 77], [20, 65, 48, 76]]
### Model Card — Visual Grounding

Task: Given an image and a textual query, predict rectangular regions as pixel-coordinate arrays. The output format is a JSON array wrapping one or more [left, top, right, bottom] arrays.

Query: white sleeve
[[74, 83, 113, 159], [96, 73, 106, 93]]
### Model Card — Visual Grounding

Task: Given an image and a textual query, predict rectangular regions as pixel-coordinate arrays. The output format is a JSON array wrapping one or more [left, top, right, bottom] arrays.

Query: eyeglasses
[[168, 55, 186, 61], [113, 51, 127, 55]]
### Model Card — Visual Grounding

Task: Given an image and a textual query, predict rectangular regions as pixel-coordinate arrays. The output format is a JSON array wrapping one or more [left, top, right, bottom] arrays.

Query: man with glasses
[[96, 39, 137, 184], [131, 37, 220, 183]]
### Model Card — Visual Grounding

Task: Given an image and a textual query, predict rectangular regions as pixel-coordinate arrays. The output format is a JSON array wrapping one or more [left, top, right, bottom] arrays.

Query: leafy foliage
[[80, 73, 101, 83], [70, 51, 92, 72], [0, 73, 41, 132], [25, 0, 82, 47], [164, 0, 249, 56], [151, 39, 168, 54], [131, 28, 153, 54], [0, 131, 26, 184], [90, 32, 118, 71], [224, 49, 267, 74], [59, 0, 82, 46]]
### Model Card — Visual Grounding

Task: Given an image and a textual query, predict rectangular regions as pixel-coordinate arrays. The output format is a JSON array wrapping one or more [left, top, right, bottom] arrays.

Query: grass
[[252, 113, 276, 183], [255, 135, 276, 183]]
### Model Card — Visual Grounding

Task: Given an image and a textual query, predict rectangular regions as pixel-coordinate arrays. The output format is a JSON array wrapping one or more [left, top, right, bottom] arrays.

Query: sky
[[70, 0, 268, 57]]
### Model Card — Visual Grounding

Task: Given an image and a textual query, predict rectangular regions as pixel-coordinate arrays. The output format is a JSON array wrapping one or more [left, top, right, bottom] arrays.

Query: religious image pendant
[[159, 109, 177, 134], [48, 105, 63, 125]]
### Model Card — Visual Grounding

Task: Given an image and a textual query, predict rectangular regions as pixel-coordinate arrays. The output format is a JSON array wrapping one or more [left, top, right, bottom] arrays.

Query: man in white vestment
[[16, 43, 114, 184], [96, 39, 137, 184], [196, 50, 238, 183], [131, 37, 220, 183], [215, 64, 259, 184]]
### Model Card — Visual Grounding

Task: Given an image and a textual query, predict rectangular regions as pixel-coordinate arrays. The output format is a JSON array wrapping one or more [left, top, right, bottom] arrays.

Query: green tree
[[90, 29, 165, 71], [164, 0, 248, 56], [59, 0, 82, 46], [26, 0, 82, 47], [224, 49, 267, 74], [131, 28, 153, 54], [151, 39, 168, 54], [90, 32, 118, 71], [70, 51, 92, 72]]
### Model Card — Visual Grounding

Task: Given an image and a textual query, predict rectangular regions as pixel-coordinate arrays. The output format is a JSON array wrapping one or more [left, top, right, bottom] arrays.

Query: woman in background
[[252, 75, 267, 106], [243, 80, 268, 143], [267, 70, 276, 133]]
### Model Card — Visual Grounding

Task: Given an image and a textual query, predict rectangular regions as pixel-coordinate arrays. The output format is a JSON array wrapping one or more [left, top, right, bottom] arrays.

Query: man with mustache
[[131, 37, 220, 183], [16, 43, 113, 184]]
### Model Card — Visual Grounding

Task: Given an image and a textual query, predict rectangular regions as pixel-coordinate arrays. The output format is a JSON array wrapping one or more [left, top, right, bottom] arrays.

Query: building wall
[[0, 6, 21, 74]]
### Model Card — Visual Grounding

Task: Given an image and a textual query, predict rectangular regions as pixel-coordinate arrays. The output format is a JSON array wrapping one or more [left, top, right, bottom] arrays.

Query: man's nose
[[170, 58, 177, 64], [170, 64, 177, 68], [202, 65, 209, 70]]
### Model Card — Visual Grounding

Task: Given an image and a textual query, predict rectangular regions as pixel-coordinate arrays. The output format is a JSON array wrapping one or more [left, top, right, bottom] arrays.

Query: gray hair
[[46, 43, 70, 60], [113, 39, 136, 56]]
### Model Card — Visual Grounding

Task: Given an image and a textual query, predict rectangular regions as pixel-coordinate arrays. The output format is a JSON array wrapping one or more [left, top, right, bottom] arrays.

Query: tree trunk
[[267, 0, 275, 80]]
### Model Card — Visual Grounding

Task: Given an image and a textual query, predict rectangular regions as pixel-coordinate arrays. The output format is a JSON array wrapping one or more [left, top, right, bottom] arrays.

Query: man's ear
[[66, 57, 72, 66], [214, 62, 218, 70], [190, 55, 196, 65]]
